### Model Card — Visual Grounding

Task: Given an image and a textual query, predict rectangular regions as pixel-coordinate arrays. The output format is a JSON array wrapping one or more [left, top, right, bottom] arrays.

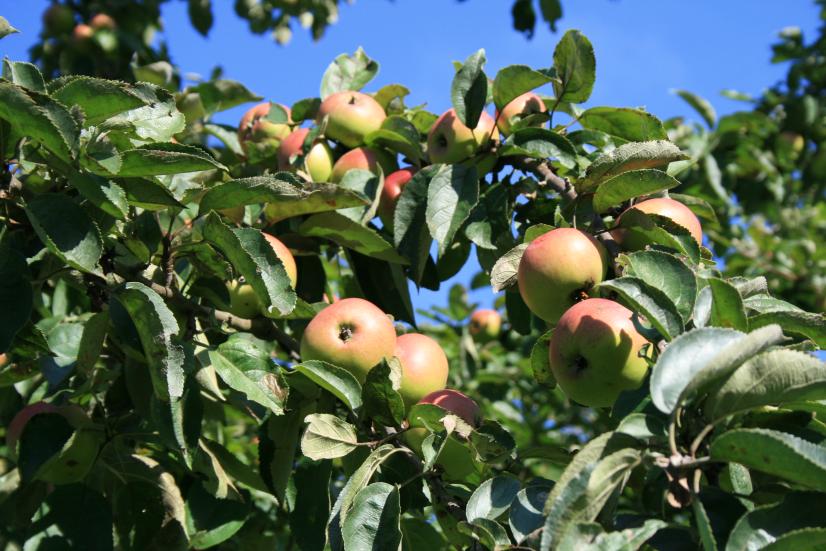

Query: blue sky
[[1, 1, 821, 312]]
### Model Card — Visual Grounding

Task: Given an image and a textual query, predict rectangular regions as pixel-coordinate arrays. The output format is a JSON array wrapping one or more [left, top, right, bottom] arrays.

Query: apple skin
[[6, 402, 89, 458], [495, 92, 547, 135], [43, 4, 75, 35], [277, 127, 335, 183], [468, 309, 501, 344], [418, 389, 480, 425], [300, 298, 397, 383], [549, 298, 650, 407], [330, 147, 382, 183], [225, 233, 298, 318], [611, 197, 703, 251], [395, 333, 449, 407], [90, 13, 116, 30], [378, 168, 415, 228], [517, 228, 609, 324], [72, 23, 94, 42], [317, 91, 386, 148], [427, 109, 499, 164], [238, 102, 293, 162]]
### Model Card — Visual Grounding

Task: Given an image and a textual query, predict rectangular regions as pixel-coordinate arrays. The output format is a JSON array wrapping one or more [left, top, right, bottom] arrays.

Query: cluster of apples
[[42, 4, 116, 42], [518, 198, 703, 407]]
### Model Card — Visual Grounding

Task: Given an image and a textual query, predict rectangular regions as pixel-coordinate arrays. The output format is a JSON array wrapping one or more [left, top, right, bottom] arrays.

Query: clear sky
[[1, 1, 821, 312]]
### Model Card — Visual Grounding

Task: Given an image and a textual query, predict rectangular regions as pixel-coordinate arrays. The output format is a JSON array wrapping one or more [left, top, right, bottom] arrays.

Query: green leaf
[[619, 250, 696, 323], [705, 350, 826, 422], [116, 143, 226, 177], [490, 243, 528, 293], [707, 278, 748, 331], [2, 59, 45, 92], [203, 213, 297, 316], [200, 175, 368, 219], [203, 123, 244, 156], [290, 461, 332, 550], [52, 77, 148, 125], [69, 171, 128, 219], [598, 276, 683, 339], [26, 194, 103, 274], [615, 413, 667, 442], [579, 107, 667, 142], [259, 407, 302, 503], [693, 497, 719, 551], [76, 311, 108, 373], [361, 358, 405, 428], [558, 519, 666, 551], [191, 80, 260, 114], [510, 483, 552, 544], [320, 47, 379, 99], [342, 483, 402, 551], [113, 282, 185, 401], [762, 528, 826, 551], [120, 178, 185, 210], [299, 211, 408, 264], [742, 294, 803, 314], [0, 246, 33, 353], [710, 429, 826, 492], [426, 163, 479, 257], [458, 518, 511, 549], [186, 482, 247, 549], [725, 492, 826, 551], [615, 209, 700, 263], [347, 250, 416, 326], [593, 169, 681, 213], [187, 0, 214, 36], [0, 82, 78, 162], [493, 65, 553, 110], [466, 475, 521, 523], [293, 360, 363, 411], [501, 127, 577, 169], [749, 310, 826, 348], [0, 16, 19, 39], [365, 116, 423, 161], [209, 334, 287, 415], [43, 484, 114, 551], [552, 30, 596, 103], [373, 84, 410, 112], [451, 49, 488, 128], [102, 83, 185, 143], [394, 167, 435, 285], [578, 140, 687, 194], [301, 413, 359, 460], [674, 89, 717, 128]]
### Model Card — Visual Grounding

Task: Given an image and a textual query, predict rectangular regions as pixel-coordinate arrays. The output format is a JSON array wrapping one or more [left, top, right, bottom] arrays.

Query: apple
[[330, 147, 397, 183], [517, 228, 609, 324], [0, 353, 7, 367], [549, 298, 650, 407], [300, 298, 397, 382], [90, 13, 116, 30], [43, 4, 75, 36], [495, 92, 547, 135], [612, 197, 703, 251], [777, 131, 805, 156], [225, 233, 298, 318], [427, 108, 499, 164], [277, 127, 335, 183], [316, 91, 386, 148], [6, 402, 89, 458], [238, 102, 293, 162], [405, 389, 481, 481], [72, 23, 93, 42], [378, 168, 415, 228], [395, 333, 449, 407], [468, 309, 501, 343]]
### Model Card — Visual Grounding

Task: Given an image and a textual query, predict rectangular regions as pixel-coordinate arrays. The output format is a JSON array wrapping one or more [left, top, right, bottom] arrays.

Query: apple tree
[[1, 7, 826, 551]]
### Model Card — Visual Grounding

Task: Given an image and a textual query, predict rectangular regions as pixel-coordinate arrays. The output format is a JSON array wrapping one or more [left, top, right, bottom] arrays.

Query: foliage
[[0, 4, 825, 551]]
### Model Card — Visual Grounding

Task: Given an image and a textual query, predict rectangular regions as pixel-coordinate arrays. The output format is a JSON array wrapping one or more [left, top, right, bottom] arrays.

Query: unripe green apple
[[276, 127, 335, 182], [317, 91, 386, 148], [43, 4, 75, 36], [611, 197, 703, 251], [549, 298, 650, 407], [495, 92, 547, 135], [238, 102, 293, 163], [517, 228, 609, 324], [395, 333, 449, 407], [378, 168, 415, 228], [300, 298, 397, 382], [427, 109, 498, 164], [777, 131, 805, 156], [225, 233, 298, 318], [90, 13, 116, 30], [468, 309, 501, 343]]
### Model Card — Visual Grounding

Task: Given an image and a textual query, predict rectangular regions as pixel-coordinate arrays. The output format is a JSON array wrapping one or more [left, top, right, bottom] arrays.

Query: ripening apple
[[316, 91, 386, 148], [300, 298, 397, 382], [225, 233, 298, 318], [427, 109, 499, 164], [468, 309, 501, 344], [378, 168, 415, 228], [72, 23, 93, 42], [330, 147, 383, 183], [238, 102, 293, 163], [0, 353, 7, 367], [276, 127, 335, 183], [90, 13, 116, 30], [495, 92, 547, 135], [611, 197, 703, 251], [43, 4, 75, 36], [405, 389, 481, 481], [395, 333, 449, 407], [549, 298, 650, 407], [518, 228, 609, 324]]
